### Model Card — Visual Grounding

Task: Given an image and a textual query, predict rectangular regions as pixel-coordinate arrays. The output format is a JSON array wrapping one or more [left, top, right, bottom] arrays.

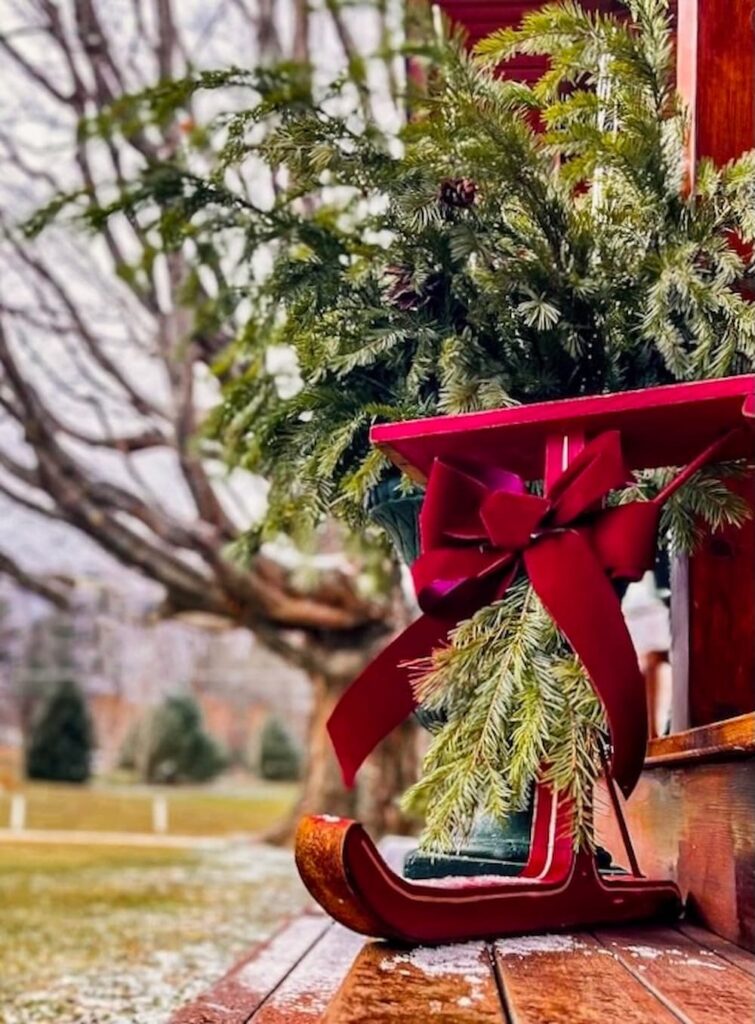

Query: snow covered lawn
[[0, 839, 309, 1023]]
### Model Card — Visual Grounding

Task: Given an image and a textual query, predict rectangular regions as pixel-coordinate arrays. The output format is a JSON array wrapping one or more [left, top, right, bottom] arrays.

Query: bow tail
[[327, 612, 453, 787], [524, 532, 647, 798]]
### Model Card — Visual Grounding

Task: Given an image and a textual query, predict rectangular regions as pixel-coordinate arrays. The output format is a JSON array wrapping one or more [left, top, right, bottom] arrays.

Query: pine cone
[[438, 176, 477, 210], [384, 265, 425, 311], [384, 266, 444, 311]]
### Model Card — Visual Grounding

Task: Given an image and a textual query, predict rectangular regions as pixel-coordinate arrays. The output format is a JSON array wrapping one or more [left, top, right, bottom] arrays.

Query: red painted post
[[676, 0, 755, 182], [676, 0, 755, 727]]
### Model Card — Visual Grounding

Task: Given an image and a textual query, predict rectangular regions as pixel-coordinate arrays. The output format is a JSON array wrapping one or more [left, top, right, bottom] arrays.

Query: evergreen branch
[[402, 580, 605, 853]]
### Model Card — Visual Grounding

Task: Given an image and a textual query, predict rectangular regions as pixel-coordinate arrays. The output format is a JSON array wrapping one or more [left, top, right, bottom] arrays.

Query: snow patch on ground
[[496, 934, 586, 957], [379, 941, 491, 1003]]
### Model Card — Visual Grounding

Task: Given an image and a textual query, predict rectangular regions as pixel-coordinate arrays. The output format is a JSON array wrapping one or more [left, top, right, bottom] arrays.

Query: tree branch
[[0, 548, 71, 608], [0, 0, 398, 674], [0, 33, 73, 104], [2, 226, 166, 418]]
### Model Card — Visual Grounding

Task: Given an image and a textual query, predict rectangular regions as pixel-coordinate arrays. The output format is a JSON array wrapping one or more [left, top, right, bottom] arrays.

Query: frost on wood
[[615, 943, 727, 970], [378, 941, 492, 1005], [379, 941, 491, 979], [496, 934, 587, 957], [235, 916, 327, 993], [259, 925, 365, 1016]]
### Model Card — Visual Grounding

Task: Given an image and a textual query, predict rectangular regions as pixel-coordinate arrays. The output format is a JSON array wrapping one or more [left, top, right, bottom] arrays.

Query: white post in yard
[[9, 793, 26, 832], [152, 794, 168, 834]]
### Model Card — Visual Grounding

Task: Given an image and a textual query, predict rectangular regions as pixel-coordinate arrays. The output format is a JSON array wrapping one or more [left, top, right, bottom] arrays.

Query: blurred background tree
[[13, 610, 77, 745], [119, 694, 227, 784], [26, 678, 94, 782], [0, 0, 416, 836], [258, 716, 301, 781]]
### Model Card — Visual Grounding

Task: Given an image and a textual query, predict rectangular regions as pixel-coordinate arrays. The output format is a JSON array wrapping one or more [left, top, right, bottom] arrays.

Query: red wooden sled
[[296, 377, 754, 944], [296, 784, 683, 944]]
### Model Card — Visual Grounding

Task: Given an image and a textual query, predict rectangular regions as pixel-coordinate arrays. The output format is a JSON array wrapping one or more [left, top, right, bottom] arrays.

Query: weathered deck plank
[[493, 932, 679, 1024], [173, 915, 755, 1023], [678, 921, 755, 978], [323, 940, 503, 1023], [170, 913, 330, 1024], [594, 926, 755, 1024], [250, 925, 365, 1023]]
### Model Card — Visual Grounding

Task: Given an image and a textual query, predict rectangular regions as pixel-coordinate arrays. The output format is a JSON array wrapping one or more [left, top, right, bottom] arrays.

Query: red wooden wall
[[687, 476, 755, 727], [676, 0, 755, 168], [437, 0, 625, 79]]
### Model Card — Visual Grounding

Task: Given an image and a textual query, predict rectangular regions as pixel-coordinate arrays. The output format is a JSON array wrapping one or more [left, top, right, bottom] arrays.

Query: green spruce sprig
[[401, 579, 606, 853]]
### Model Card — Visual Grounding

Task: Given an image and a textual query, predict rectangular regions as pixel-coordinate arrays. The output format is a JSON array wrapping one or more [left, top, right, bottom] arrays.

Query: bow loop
[[589, 502, 661, 582], [413, 546, 513, 617], [481, 489, 551, 551], [420, 460, 527, 549]]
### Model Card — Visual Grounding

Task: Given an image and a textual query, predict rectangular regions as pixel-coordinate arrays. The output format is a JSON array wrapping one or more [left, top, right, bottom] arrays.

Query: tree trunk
[[266, 669, 419, 844], [357, 720, 419, 836]]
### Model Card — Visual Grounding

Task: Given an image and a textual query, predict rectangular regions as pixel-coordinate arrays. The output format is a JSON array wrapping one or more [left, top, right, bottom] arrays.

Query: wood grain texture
[[323, 941, 504, 1023], [646, 712, 755, 767], [678, 922, 755, 977], [669, 553, 690, 732], [677, 0, 755, 169], [169, 914, 330, 1024], [594, 926, 755, 1024], [171, 915, 755, 1022], [688, 475, 755, 728], [372, 377, 754, 484], [251, 925, 366, 1023], [494, 932, 679, 1023], [595, 759, 755, 948]]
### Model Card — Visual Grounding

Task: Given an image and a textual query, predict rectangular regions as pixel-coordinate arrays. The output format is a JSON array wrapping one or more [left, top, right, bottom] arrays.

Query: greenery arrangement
[[26, 680, 94, 784], [34, 0, 754, 850], [119, 696, 228, 785]]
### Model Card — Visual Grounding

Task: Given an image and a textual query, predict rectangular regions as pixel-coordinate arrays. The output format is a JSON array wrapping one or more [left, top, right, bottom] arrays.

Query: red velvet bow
[[328, 431, 661, 798]]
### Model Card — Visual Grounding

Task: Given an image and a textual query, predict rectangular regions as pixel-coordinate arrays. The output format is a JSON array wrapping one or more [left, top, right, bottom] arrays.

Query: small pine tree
[[135, 695, 228, 784], [25, 680, 94, 783], [258, 718, 301, 781]]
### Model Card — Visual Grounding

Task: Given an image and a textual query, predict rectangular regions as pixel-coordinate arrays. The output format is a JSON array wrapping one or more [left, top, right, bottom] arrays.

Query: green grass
[[0, 779, 298, 835], [0, 841, 190, 873], [0, 839, 309, 1024]]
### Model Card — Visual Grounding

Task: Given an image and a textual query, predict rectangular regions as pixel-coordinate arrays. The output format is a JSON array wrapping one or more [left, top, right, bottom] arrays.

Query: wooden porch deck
[[171, 911, 754, 1024], [169, 833, 754, 1022]]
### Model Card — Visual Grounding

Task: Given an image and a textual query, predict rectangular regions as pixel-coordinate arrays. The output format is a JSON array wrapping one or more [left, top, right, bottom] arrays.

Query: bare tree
[[0, 0, 415, 835]]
